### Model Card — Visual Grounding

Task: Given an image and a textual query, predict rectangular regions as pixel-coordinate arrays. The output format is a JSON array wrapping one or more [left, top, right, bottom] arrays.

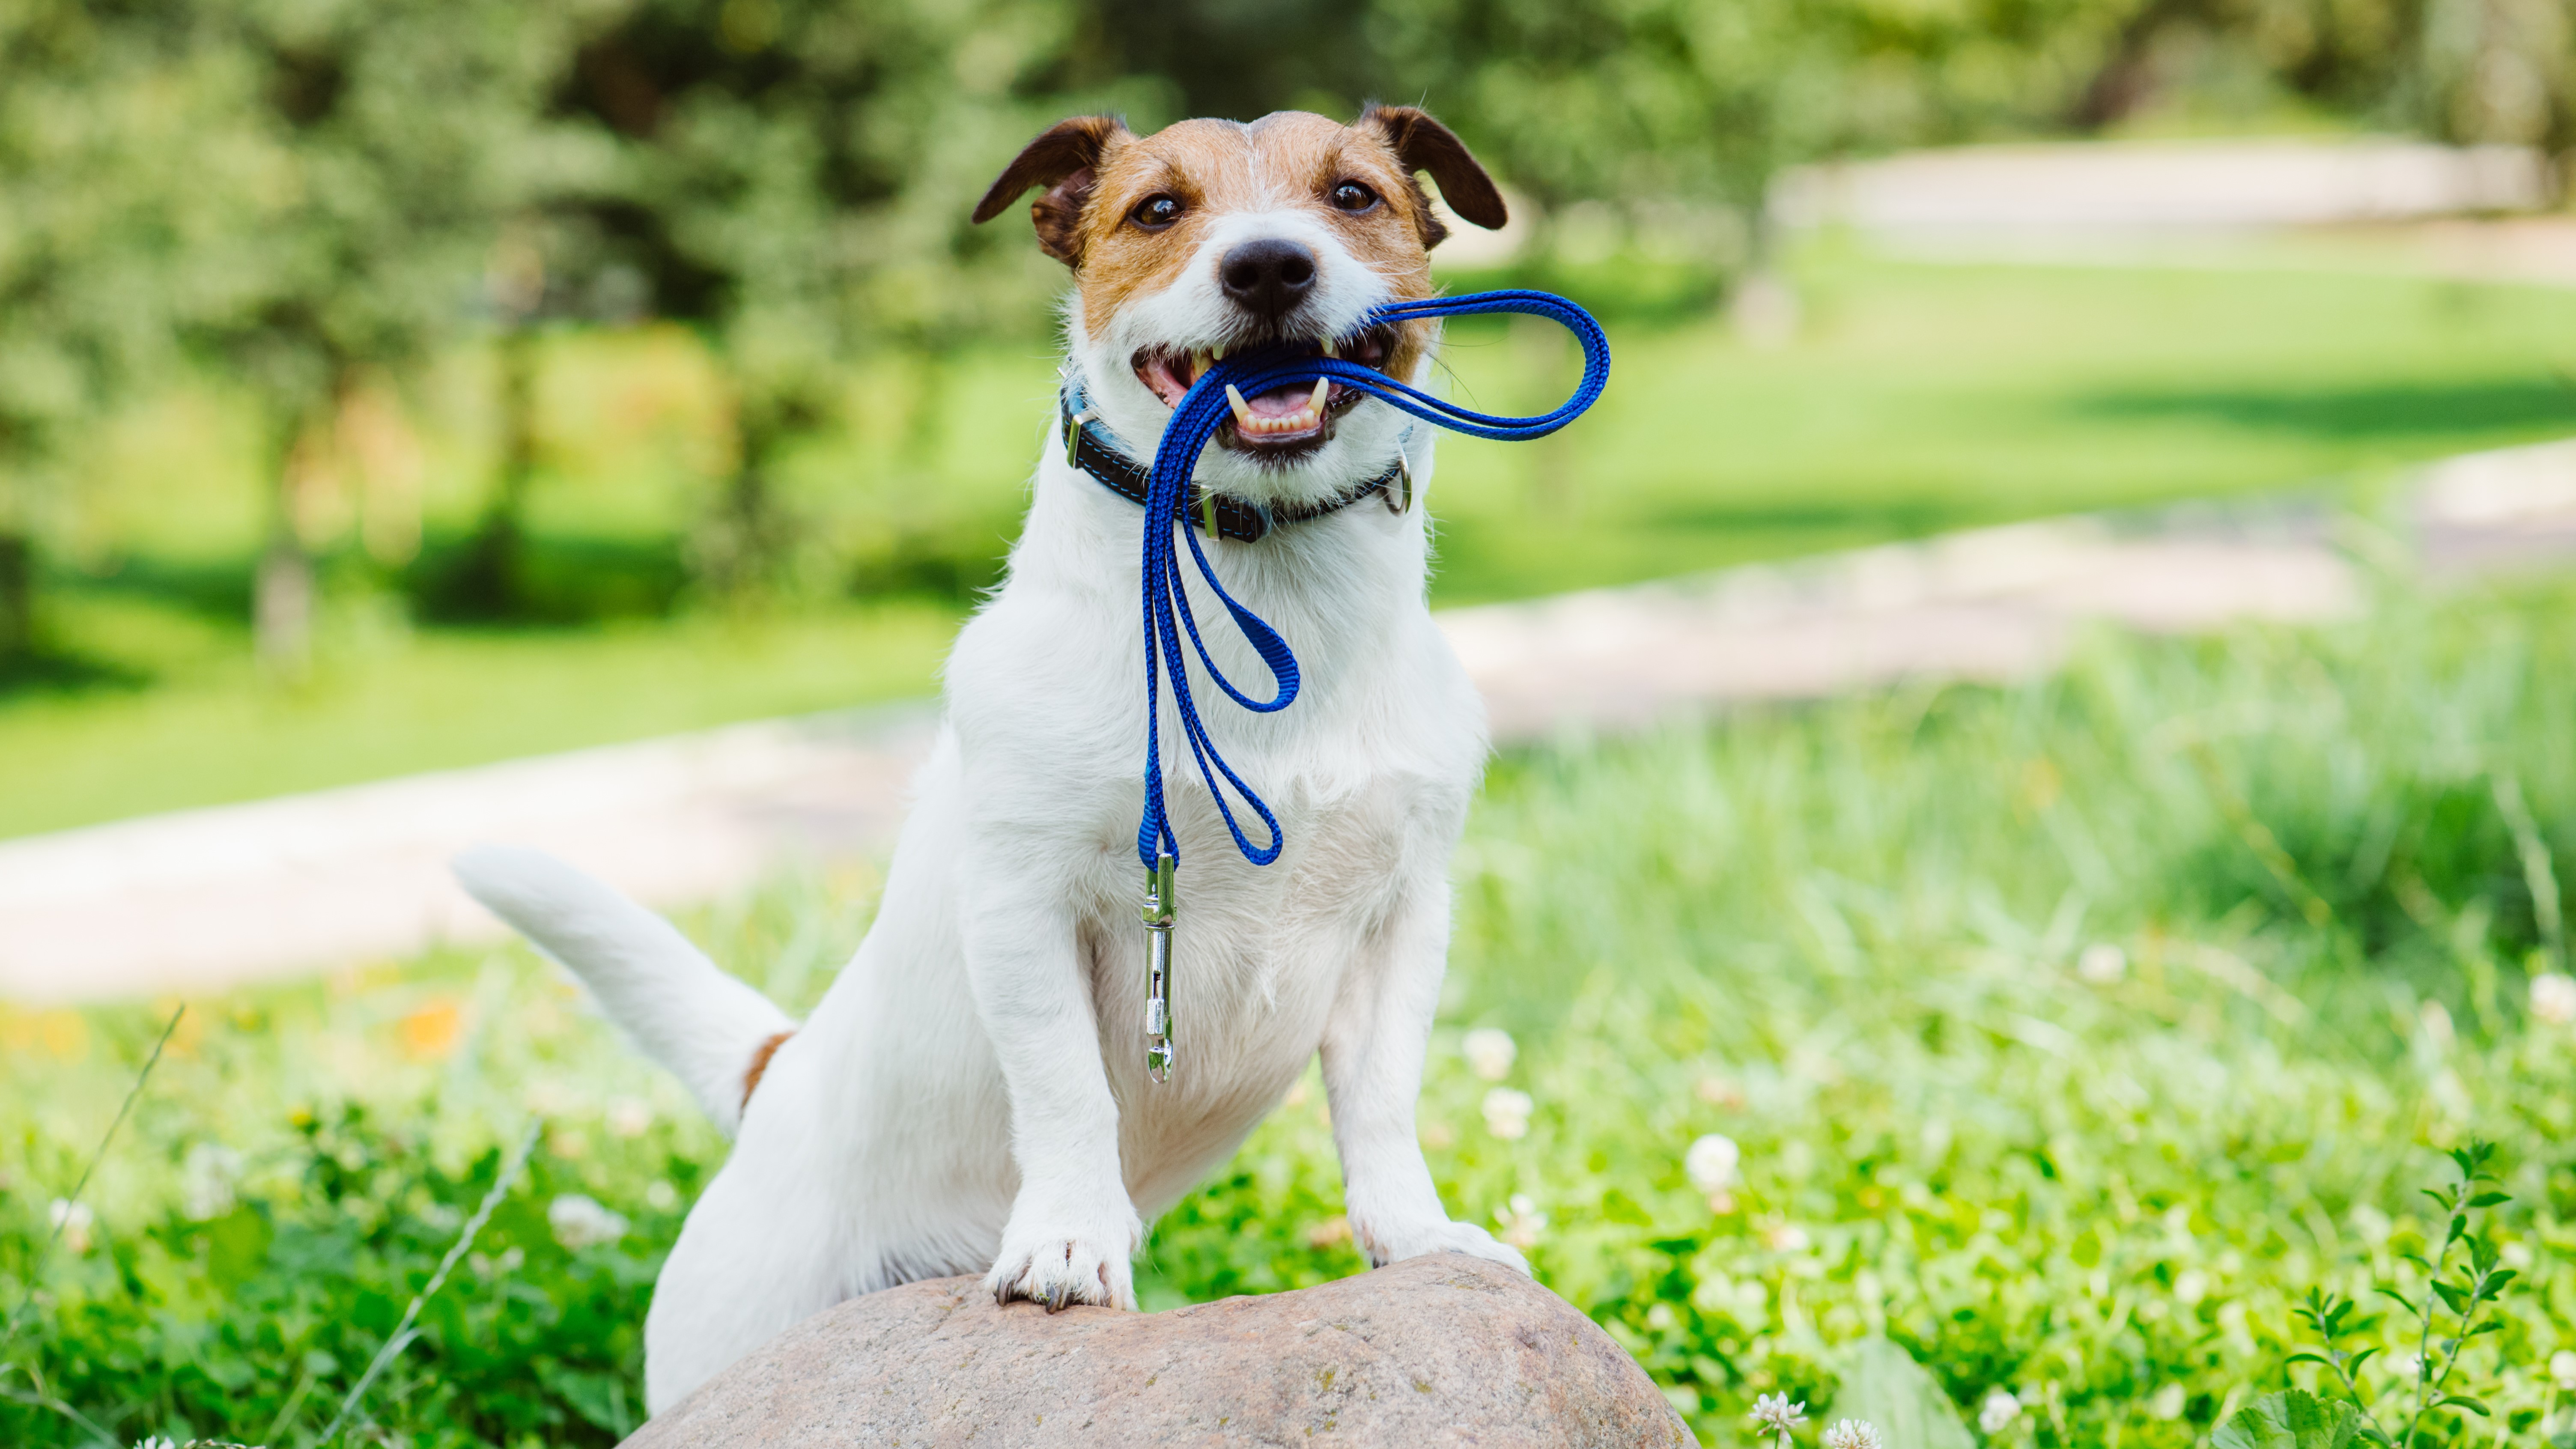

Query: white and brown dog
[[456, 105, 1524, 1411]]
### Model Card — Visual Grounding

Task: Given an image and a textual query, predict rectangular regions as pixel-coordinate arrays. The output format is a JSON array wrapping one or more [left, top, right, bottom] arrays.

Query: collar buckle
[[1063, 407, 1093, 468]]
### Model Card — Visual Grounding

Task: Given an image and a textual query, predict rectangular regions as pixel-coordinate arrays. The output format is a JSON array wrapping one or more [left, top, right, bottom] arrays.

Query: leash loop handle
[[1133, 288, 1609, 874]]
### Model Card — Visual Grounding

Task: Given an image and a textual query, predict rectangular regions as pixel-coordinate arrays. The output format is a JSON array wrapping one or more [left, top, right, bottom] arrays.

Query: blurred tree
[[167, 0, 582, 671], [553, 0, 1076, 602], [0, 0, 215, 671]]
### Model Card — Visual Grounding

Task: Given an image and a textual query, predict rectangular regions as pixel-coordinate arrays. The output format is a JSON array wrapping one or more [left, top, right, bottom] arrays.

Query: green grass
[[6, 569, 2572, 1447], [6, 249, 2573, 839]]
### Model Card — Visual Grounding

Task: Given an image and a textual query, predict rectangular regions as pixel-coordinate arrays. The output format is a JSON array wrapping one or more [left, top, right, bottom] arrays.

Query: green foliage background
[[3, 0, 2571, 668]]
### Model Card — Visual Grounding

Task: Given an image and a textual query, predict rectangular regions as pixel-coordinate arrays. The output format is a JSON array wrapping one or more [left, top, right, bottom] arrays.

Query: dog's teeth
[[1191, 350, 1210, 380], [1306, 378, 1329, 419], [1225, 383, 1256, 430], [1321, 337, 1337, 358], [1210, 344, 1226, 362]]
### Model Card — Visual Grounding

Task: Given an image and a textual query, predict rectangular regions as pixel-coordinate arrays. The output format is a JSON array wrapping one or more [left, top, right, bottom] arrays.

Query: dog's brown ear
[[1360, 105, 1508, 247], [972, 115, 1131, 266]]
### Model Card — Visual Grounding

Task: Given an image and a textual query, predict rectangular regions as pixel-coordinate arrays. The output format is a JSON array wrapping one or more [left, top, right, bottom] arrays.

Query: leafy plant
[[2287, 1142, 2519, 1447], [2215, 1389, 2366, 1449]]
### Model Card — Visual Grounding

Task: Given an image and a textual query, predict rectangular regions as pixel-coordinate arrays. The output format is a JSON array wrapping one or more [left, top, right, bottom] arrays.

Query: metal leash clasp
[[1141, 853, 1175, 1082]]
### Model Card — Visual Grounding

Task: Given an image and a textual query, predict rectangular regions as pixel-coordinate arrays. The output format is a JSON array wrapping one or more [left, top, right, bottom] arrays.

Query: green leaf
[[2375, 1288, 2417, 1314], [2287, 1352, 2340, 1368], [2434, 1396, 2490, 1417], [2430, 1279, 2469, 1315], [1826, 1337, 1975, 1449], [2467, 1192, 2511, 1208], [2478, 1268, 2517, 1296], [2212, 1390, 2366, 1449], [2344, 1348, 2380, 1375], [2462, 1320, 2504, 1338]]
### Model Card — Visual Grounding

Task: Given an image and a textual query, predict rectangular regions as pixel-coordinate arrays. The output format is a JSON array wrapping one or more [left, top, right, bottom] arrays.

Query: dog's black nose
[[1218, 239, 1316, 320]]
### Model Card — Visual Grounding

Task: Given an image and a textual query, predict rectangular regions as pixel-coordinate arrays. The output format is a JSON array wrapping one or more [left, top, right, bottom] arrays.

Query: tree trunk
[[0, 527, 33, 666], [450, 326, 540, 616], [2069, 0, 2199, 129], [256, 400, 328, 677], [255, 525, 315, 677]]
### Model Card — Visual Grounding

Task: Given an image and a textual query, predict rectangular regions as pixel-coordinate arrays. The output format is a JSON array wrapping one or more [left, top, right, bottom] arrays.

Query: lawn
[[3, 247, 2573, 838], [6, 566, 2570, 1447]]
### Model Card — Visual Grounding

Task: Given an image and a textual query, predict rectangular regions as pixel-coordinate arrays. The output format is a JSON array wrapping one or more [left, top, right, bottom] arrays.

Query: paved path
[[3, 438, 2567, 1005]]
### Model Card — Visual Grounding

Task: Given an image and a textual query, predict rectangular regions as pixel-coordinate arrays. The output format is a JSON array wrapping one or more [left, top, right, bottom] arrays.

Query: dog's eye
[[1129, 194, 1183, 230], [1329, 181, 1380, 213]]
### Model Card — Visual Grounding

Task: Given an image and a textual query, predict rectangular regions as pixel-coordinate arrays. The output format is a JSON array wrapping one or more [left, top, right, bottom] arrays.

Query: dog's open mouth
[[1130, 325, 1398, 456]]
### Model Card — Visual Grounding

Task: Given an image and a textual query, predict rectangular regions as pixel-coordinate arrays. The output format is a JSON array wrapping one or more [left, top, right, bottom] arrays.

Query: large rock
[[625, 1253, 1693, 1447]]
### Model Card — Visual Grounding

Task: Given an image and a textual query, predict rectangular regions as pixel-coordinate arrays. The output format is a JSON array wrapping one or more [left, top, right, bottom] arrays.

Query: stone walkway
[[3, 437, 2568, 1005]]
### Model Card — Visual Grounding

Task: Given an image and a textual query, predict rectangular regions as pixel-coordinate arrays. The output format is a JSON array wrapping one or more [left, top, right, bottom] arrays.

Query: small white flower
[[2077, 942, 2128, 984], [1482, 1087, 1534, 1139], [645, 1179, 680, 1212], [606, 1096, 655, 1139], [1750, 1392, 1807, 1436], [2551, 1348, 2576, 1391], [2532, 973, 2576, 1026], [49, 1199, 94, 1255], [1824, 1419, 1884, 1449], [1645, 1302, 1677, 1330], [1494, 1193, 1547, 1249], [547, 1193, 629, 1251], [1978, 1387, 2021, 1434], [1463, 1027, 1518, 1081], [179, 1143, 245, 1222], [1685, 1133, 1741, 1194], [2173, 1268, 2209, 1306], [132, 1438, 178, 1449]]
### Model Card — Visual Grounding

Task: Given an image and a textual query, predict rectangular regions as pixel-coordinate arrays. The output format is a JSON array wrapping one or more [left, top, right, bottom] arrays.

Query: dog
[[456, 104, 1526, 1413]]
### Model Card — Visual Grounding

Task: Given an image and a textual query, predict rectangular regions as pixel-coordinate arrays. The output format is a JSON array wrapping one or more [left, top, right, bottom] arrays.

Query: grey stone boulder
[[624, 1253, 1693, 1447]]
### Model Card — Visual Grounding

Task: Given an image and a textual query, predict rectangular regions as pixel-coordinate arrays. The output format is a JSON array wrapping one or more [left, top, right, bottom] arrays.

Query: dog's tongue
[[1243, 382, 1313, 417]]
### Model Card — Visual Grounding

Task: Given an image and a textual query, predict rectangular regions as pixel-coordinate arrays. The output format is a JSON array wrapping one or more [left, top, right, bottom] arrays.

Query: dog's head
[[974, 107, 1506, 504]]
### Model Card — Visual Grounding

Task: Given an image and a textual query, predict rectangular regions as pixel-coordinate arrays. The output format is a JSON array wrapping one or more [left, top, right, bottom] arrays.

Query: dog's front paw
[[1354, 1215, 1531, 1276], [985, 1206, 1141, 1312]]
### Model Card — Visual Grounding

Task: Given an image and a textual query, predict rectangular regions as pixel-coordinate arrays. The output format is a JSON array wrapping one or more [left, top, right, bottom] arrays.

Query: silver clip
[[1064, 408, 1092, 467], [1384, 451, 1413, 515], [1140, 854, 1175, 1082]]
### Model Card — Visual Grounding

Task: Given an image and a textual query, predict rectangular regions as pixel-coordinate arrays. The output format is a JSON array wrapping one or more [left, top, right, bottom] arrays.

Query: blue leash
[[1126, 289, 1610, 1080]]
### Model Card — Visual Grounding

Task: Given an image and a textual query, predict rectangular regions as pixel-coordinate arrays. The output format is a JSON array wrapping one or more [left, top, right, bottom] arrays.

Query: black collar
[[1058, 391, 1412, 544]]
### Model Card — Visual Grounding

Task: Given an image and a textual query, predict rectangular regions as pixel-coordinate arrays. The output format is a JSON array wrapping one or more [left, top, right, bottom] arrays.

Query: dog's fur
[[455, 106, 1524, 1412]]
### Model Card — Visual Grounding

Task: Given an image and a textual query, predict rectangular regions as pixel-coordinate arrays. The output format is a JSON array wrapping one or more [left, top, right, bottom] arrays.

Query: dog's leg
[[1321, 873, 1530, 1273], [962, 881, 1143, 1310]]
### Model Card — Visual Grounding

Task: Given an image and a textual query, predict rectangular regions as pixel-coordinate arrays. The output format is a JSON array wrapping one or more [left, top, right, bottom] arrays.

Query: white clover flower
[[2532, 973, 2576, 1026], [1824, 1419, 1884, 1449], [1463, 1027, 1518, 1081], [1494, 1193, 1547, 1249], [2077, 942, 2128, 984], [132, 1438, 178, 1449], [548, 1193, 630, 1251], [1750, 1392, 1807, 1437], [2552, 1348, 2576, 1391], [606, 1096, 655, 1139], [181, 1143, 243, 1222], [49, 1199, 94, 1255], [1978, 1387, 2021, 1434], [1482, 1087, 1534, 1140], [1686, 1133, 1741, 1194]]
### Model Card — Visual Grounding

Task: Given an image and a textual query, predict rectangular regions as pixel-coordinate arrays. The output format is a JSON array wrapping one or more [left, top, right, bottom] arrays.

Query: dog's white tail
[[453, 845, 794, 1136]]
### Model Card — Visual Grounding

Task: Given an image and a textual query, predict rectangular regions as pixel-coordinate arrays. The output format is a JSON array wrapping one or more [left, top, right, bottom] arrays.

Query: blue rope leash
[[1133, 289, 1611, 874]]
